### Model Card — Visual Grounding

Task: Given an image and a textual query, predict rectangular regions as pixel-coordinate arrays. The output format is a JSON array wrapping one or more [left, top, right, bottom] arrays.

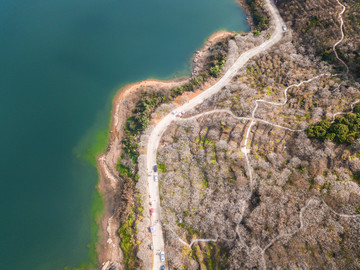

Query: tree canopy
[[306, 104, 360, 144]]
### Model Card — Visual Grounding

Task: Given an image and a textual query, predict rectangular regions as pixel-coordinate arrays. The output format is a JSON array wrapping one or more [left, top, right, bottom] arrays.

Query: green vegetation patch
[[246, 0, 269, 31], [117, 162, 132, 178], [118, 58, 227, 179], [190, 242, 229, 270], [118, 207, 137, 270], [352, 172, 360, 185], [306, 104, 360, 144], [302, 16, 320, 33], [158, 163, 166, 173]]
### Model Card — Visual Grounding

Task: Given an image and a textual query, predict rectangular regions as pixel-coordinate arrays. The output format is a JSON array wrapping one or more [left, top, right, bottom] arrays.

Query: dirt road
[[146, 1, 284, 269]]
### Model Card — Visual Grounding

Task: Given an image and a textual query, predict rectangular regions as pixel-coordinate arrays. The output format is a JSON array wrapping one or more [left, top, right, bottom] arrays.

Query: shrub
[[246, 0, 269, 31], [158, 163, 166, 173], [209, 65, 221, 78], [118, 211, 137, 270], [117, 162, 132, 178], [306, 109, 360, 144]]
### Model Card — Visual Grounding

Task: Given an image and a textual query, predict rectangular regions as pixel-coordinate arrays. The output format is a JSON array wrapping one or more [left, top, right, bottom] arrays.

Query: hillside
[[155, 0, 360, 269]]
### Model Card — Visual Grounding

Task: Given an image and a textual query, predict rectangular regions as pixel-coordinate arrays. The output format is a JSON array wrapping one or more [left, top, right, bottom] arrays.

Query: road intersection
[[145, 0, 285, 269]]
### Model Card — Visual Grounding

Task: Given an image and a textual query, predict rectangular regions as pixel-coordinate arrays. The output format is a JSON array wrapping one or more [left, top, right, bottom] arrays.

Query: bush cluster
[[117, 57, 226, 179], [306, 104, 360, 144], [246, 0, 269, 31], [118, 208, 137, 270]]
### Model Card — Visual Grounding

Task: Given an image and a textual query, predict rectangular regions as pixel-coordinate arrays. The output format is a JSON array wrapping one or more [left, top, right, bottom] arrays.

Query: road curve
[[146, 1, 284, 269], [333, 0, 349, 73]]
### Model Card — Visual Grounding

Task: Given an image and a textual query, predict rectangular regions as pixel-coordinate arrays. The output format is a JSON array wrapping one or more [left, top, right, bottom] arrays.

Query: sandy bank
[[97, 29, 234, 270], [97, 77, 186, 270]]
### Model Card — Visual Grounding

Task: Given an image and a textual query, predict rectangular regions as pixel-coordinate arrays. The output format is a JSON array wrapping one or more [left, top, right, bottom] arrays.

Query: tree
[[325, 133, 336, 141], [354, 103, 360, 116], [330, 123, 349, 143], [306, 120, 330, 140]]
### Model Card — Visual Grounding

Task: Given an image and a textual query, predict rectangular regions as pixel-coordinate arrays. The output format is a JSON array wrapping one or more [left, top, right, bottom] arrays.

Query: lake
[[0, 0, 249, 268]]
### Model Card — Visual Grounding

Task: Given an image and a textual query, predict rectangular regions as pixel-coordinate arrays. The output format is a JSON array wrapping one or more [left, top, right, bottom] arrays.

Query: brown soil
[[173, 89, 203, 106], [206, 30, 234, 43], [97, 78, 186, 270]]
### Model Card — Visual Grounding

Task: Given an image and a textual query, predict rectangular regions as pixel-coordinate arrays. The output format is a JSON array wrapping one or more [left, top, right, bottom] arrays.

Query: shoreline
[[96, 28, 235, 269], [236, 0, 256, 30], [96, 77, 187, 269]]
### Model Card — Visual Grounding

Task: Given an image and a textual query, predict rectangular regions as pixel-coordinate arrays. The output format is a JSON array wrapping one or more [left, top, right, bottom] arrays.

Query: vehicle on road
[[150, 208, 155, 215], [161, 265, 165, 270], [177, 110, 185, 117], [150, 243, 154, 250], [160, 251, 165, 262], [154, 165, 158, 172], [149, 226, 156, 233], [154, 174, 158, 181], [144, 2, 285, 268], [282, 25, 287, 31]]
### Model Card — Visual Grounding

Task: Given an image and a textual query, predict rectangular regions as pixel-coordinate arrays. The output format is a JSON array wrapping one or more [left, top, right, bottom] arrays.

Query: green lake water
[[0, 0, 249, 269]]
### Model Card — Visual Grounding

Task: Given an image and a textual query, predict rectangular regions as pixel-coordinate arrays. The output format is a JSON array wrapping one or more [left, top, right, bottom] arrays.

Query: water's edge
[[95, 6, 250, 269]]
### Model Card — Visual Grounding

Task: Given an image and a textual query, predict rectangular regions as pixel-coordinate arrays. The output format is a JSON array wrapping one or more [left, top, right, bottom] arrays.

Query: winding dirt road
[[146, 0, 284, 269], [333, 0, 349, 73], [144, 0, 359, 269]]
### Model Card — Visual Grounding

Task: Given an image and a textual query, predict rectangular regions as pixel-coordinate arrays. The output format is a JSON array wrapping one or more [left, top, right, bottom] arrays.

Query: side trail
[[145, 0, 285, 269], [165, 1, 358, 269]]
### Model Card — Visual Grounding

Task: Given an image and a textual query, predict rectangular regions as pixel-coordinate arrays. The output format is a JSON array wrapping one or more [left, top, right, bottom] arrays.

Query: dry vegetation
[[156, 0, 360, 268], [109, 36, 234, 269], [158, 113, 360, 269], [277, 0, 360, 76], [193, 42, 360, 128]]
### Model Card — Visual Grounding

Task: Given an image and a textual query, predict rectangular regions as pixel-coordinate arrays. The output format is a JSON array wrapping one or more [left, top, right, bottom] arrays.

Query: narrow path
[[168, 72, 360, 269], [166, 104, 300, 250], [146, 0, 355, 269], [332, 99, 360, 121], [333, 0, 349, 73], [239, 74, 342, 269], [165, 225, 219, 248], [178, 109, 302, 132], [168, 194, 359, 269], [240, 74, 331, 194], [145, 1, 285, 269], [167, 76, 328, 268], [261, 198, 360, 256]]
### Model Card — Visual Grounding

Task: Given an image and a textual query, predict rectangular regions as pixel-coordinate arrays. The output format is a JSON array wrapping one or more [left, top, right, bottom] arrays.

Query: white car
[[282, 25, 287, 31], [160, 251, 165, 262], [154, 174, 158, 182], [172, 110, 178, 115]]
